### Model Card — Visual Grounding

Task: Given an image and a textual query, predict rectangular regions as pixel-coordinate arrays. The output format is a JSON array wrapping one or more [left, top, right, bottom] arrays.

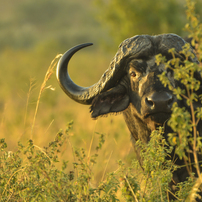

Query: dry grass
[[31, 53, 62, 139], [0, 49, 135, 186]]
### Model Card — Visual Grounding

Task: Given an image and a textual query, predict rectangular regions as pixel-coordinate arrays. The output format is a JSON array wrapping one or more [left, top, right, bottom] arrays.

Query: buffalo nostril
[[145, 92, 174, 110], [145, 97, 155, 109]]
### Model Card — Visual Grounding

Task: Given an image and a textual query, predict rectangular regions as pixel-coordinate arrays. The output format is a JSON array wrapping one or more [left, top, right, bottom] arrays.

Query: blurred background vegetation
[[0, 0, 202, 184]]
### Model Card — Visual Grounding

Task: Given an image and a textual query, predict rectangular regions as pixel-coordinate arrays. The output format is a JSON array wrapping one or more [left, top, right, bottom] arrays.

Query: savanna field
[[0, 1, 135, 200], [1, 0, 202, 201]]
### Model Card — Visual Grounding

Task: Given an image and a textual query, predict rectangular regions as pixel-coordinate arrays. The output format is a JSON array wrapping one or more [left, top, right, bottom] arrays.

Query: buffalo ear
[[90, 86, 129, 118]]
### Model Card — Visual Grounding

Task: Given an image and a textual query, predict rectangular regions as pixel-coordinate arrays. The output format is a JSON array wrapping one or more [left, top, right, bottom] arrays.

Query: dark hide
[[90, 34, 202, 200], [57, 33, 202, 200]]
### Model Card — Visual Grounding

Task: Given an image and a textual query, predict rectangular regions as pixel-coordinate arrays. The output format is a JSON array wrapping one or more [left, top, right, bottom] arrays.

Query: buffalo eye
[[130, 71, 136, 77]]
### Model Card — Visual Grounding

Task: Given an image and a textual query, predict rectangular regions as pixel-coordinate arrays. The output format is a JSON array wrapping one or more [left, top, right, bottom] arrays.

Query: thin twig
[[124, 175, 139, 202], [1, 167, 26, 199], [44, 119, 54, 134], [187, 87, 202, 182], [101, 150, 113, 182], [166, 189, 182, 201], [33, 144, 52, 165], [159, 179, 163, 202], [87, 120, 97, 164], [24, 78, 35, 129], [142, 173, 149, 199]]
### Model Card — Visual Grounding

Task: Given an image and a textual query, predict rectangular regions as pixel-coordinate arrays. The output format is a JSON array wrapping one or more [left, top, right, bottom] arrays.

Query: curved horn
[[56, 37, 152, 105], [56, 43, 96, 104], [57, 43, 123, 105]]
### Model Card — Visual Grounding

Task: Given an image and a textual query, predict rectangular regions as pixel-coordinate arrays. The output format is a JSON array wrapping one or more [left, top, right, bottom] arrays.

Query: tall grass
[[30, 54, 62, 139], [0, 53, 135, 201], [0, 46, 133, 192]]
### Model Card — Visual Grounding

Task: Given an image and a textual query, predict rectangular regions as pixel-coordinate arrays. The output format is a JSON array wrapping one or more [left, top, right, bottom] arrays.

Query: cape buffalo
[[56, 34, 202, 199]]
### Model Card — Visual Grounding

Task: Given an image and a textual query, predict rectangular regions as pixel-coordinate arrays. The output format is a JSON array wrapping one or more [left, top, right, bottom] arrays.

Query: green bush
[[0, 123, 131, 202], [0, 126, 197, 201]]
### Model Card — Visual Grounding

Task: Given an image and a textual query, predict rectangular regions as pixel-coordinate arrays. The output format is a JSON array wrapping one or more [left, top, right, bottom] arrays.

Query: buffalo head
[[56, 33, 201, 198], [56, 34, 198, 134]]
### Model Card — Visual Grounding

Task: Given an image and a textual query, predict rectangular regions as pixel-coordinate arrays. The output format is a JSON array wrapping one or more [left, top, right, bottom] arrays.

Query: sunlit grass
[[0, 45, 134, 188], [31, 53, 62, 139]]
